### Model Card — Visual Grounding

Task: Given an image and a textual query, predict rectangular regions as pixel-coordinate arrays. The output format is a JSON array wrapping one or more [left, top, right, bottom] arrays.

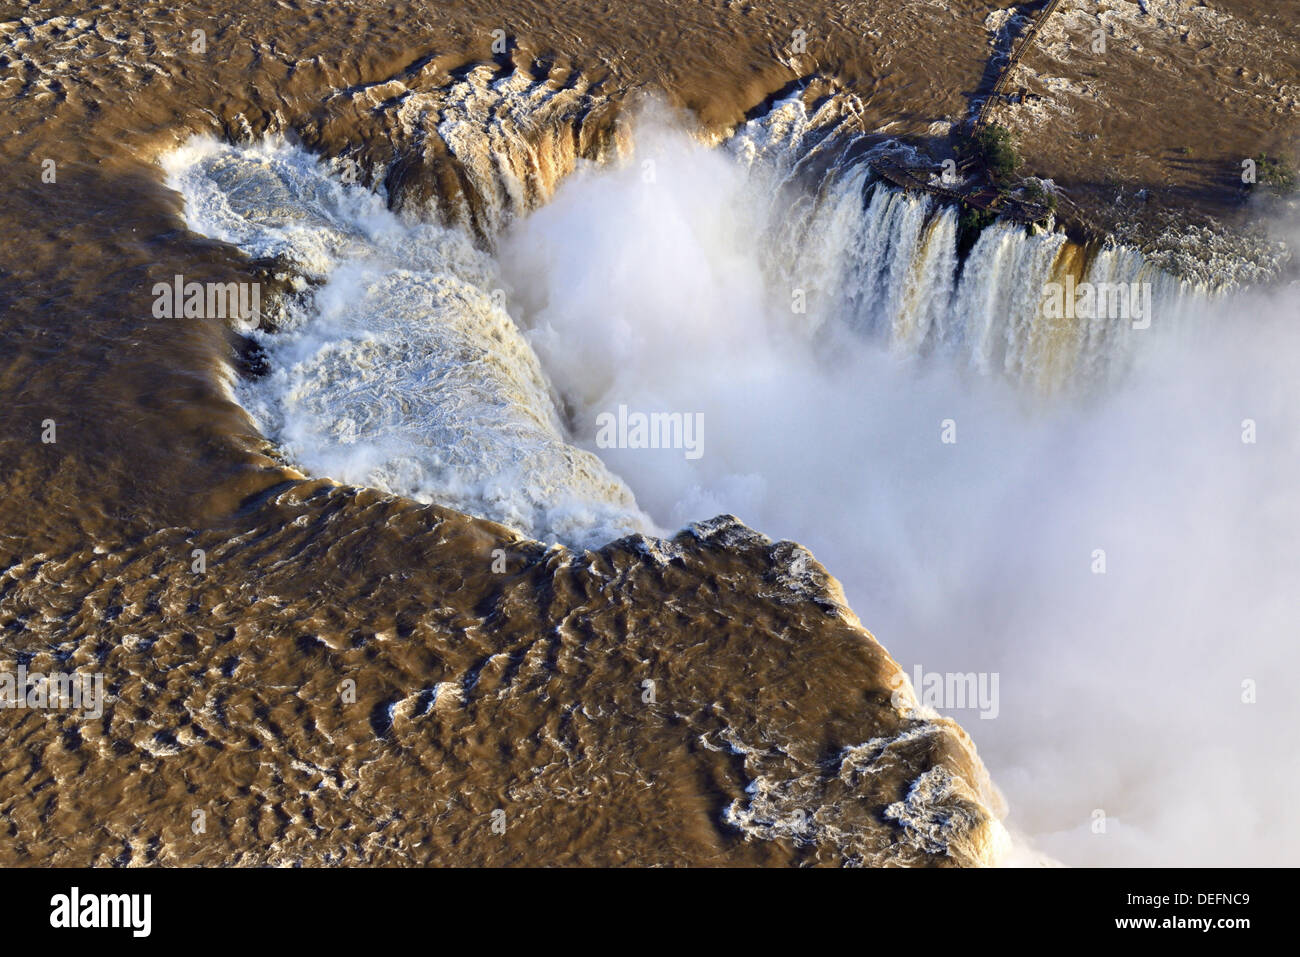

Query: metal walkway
[[864, 1, 1065, 223], [868, 157, 1050, 223], [973, 0, 1064, 132]]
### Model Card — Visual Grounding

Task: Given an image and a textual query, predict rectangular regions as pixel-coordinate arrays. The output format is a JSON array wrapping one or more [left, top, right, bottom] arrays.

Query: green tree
[[974, 124, 1022, 180]]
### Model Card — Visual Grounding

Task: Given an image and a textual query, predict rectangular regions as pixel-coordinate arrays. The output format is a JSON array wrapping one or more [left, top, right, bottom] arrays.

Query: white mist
[[499, 108, 1300, 866]]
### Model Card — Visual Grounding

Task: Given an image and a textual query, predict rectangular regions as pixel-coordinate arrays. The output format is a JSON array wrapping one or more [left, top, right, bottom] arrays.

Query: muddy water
[[0, 0, 1293, 866]]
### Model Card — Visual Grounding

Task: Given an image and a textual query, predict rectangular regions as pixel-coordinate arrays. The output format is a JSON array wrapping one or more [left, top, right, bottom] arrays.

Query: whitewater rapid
[[161, 134, 653, 545], [163, 81, 1300, 868], [162, 88, 1201, 548]]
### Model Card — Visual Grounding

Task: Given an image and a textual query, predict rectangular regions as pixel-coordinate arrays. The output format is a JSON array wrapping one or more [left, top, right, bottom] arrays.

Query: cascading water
[[161, 134, 653, 545], [162, 78, 1300, 866]]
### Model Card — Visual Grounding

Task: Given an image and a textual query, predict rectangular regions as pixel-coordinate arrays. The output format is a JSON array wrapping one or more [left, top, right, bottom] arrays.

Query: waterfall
[[161, 135, 653, 546], [389, 66, 626, 239], [782, 183, 1202, 393], [722, 95, 1207, 396], [163, 88, 1209, 547]]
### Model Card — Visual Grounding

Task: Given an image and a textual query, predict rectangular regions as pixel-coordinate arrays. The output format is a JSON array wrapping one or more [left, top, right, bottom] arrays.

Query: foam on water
[[164, 90, 1300, 867], [162, 136, 652, 546]]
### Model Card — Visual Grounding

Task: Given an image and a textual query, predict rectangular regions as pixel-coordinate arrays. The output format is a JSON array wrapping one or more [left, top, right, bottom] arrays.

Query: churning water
[[162, 82, 1300, 866]]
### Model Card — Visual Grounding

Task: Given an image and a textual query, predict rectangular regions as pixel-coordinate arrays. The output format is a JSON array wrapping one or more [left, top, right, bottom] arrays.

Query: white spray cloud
[[498, 105, 1300, 866], [166, 102, 1300, 866]]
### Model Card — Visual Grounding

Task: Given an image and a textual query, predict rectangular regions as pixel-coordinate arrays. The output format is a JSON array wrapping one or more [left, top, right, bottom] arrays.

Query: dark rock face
[[231, 332, 270, 378]]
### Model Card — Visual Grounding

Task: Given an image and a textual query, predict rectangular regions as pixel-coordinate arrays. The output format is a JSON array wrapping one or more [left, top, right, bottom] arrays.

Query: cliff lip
[[498, 510, 1013, 863], [0, 489, 1012, 868], [6, 1, 1280, 287], [5, 0, 1286, 869], [962, 0, 1298, 283], [596, 512, 1013, 865]]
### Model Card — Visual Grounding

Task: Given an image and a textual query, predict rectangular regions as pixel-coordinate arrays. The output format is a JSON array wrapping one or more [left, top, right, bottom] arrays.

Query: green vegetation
[[1020, 178, 1058, 214], [1253, 153, 1296, 195], [959, 204, 997, 234], [973, 123, 1022, 181], [957, 203, 998, 258]]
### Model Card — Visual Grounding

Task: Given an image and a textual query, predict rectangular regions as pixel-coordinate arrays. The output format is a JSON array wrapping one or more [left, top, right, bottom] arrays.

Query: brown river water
[[0, 0, 1296, 866]]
